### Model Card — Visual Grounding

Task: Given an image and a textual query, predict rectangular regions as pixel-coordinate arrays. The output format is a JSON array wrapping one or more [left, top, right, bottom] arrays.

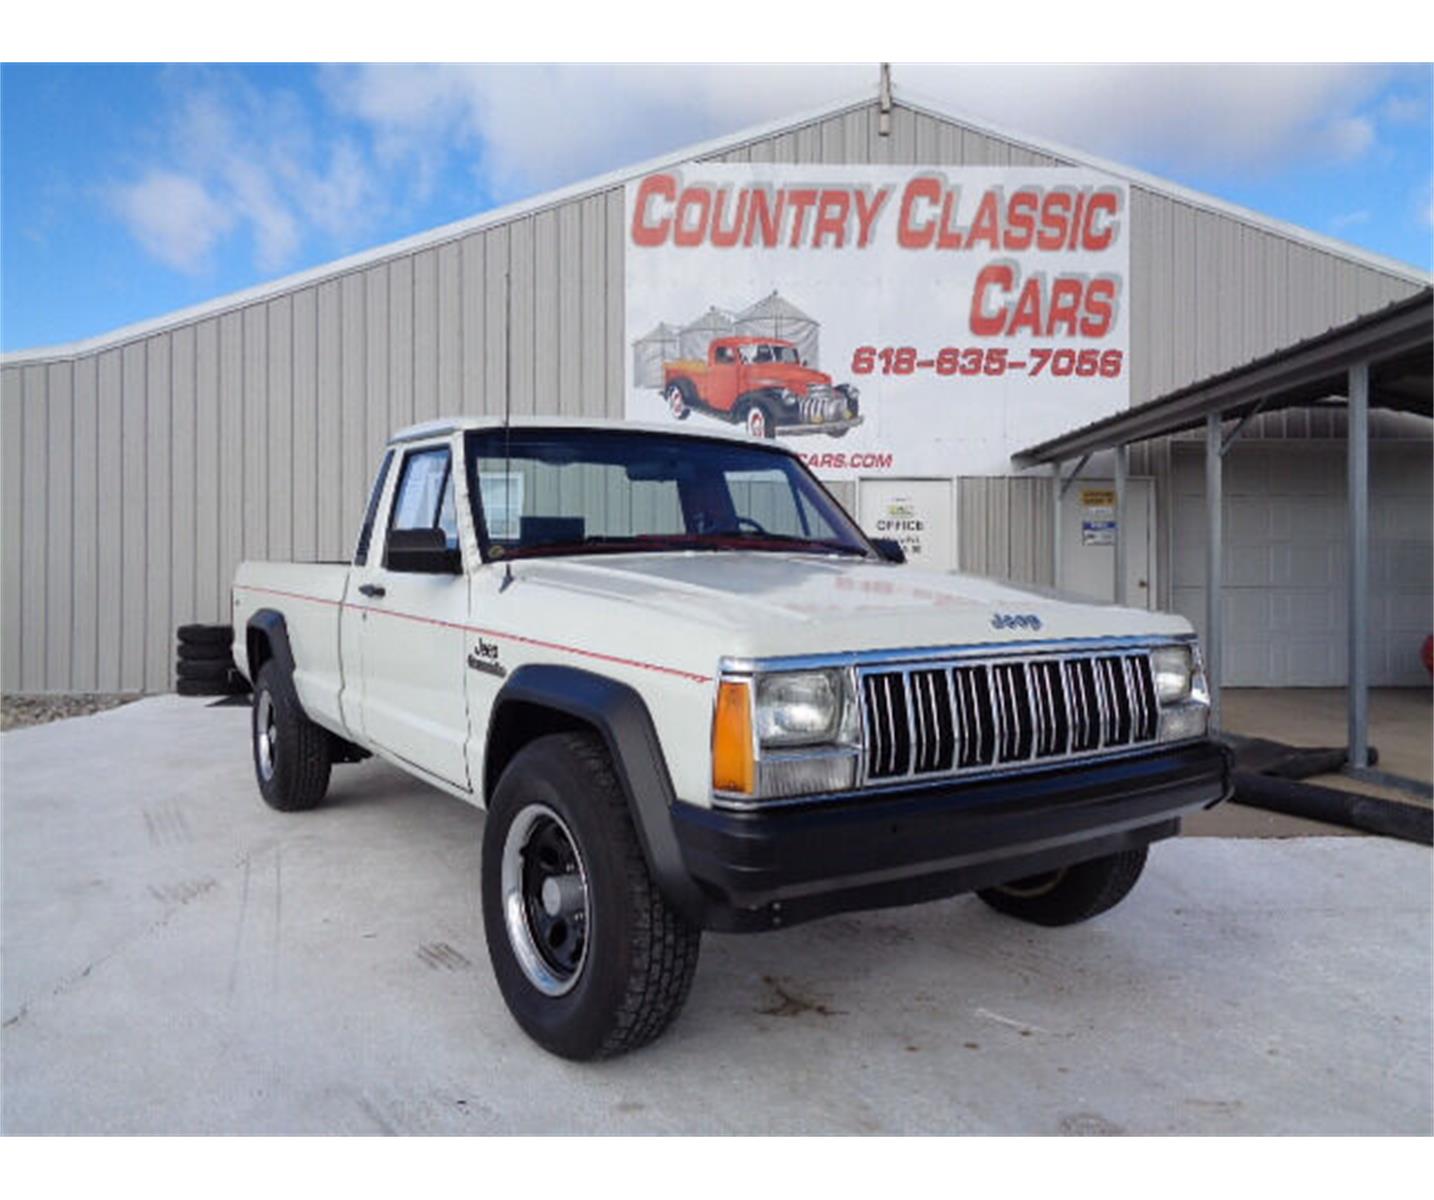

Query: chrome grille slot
[[990, 662, 1033, 762], [908, 669, 954, 774], [862, 672, 911, 780], [859, 646, 1165, 788], [951, 665, 995, 767]]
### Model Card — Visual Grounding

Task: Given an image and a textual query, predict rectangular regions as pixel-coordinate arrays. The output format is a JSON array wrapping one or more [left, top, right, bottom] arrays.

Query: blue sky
[[3, 63, 1430, 353]]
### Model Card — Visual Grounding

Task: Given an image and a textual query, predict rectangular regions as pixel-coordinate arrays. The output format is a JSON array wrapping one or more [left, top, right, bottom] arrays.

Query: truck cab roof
[[387, 415, 761, 448]]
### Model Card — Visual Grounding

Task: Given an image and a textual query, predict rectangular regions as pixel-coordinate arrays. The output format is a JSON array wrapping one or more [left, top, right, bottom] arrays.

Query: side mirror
[[871, 538, 906, 565], [385, 527, 462, 574]]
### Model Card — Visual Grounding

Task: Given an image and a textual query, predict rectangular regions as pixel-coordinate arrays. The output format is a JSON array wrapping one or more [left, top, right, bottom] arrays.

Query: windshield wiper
[[710, 531, 870, 557]]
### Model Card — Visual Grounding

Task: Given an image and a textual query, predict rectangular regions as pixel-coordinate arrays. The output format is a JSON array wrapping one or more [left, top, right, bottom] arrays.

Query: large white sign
[[625, 165, 1130, 479]]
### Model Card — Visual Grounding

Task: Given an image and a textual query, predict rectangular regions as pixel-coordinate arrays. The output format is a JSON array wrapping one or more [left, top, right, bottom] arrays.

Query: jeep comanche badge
[[231, 418, 1229, 1060]]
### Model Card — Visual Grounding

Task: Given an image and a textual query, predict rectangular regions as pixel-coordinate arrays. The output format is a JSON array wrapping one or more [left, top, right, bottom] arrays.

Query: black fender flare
[[245, 608, 296, 681], [487, 663, 707, 925]]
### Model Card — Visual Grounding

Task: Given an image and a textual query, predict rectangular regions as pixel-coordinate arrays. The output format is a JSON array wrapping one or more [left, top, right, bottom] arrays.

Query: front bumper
[[773, 415, 865, 436], [670, 740, 1232, 931]]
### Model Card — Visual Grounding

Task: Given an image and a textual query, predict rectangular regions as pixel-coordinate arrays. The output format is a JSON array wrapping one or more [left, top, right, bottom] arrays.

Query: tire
[[976, 847, 1148, 927], [744, 402, 776, 439], [481, 732, 701, 1061], [177, 671, 248, 697], [828, 427, 849, 439], [177, 658, 232, 682], [250, 660, 331, 812], [178, 641, 233, 663], [178, 623, 233, 647], [664, 382, 690, 421]]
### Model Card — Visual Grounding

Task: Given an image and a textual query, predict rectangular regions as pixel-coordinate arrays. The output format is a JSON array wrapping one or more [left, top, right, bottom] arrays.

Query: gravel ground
[[1, 693, 144, 732]]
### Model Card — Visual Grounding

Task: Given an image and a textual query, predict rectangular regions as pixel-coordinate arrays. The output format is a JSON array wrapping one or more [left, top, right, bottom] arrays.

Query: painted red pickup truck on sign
[[662, 337, 863, 440]]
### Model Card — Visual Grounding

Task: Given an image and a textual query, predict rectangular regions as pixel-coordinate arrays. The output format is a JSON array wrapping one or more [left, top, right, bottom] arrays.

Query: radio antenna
[[500, 268, 515, 591]]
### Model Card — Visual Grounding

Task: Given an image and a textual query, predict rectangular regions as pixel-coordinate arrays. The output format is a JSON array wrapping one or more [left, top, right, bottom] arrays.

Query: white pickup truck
[[232, 417, 1228, 1060]]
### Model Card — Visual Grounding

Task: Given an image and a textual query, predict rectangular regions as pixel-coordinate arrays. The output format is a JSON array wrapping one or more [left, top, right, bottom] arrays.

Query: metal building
[[2, 83, 1429, 696]]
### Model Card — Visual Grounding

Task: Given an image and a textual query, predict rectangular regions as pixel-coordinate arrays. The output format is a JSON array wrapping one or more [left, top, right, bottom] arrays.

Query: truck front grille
[[860, 650, 1159, 784]]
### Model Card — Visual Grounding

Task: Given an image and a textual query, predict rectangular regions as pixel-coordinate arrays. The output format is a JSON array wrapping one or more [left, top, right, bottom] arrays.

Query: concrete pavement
[[2, 696, 1429, 1135]]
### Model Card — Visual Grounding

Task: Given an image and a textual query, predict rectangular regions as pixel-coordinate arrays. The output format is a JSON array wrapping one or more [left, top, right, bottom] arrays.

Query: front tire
[[482, 732, 701, 1060], [251, 660, 331, 812], [744, 402, 776, 439], [976, 847, 1148, 927]]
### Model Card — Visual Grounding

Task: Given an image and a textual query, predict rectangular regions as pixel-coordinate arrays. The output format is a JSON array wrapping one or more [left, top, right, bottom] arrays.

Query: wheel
[[744, 403, 775, 439], [976, 847, 1148, 927], [250, 660, 331, 812], [664, 383, 690, 421], [178, 641, 233, 662], [177, 623, 233, 647], [177, 658, 232, 682], [481, 732, 701, 1060], [828, 428, 849, 439]]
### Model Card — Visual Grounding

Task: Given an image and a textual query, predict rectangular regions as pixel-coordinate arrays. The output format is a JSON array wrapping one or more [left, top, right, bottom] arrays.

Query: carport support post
[[1205, 413, 1223, 732], [1051, 461, 1063, 589], [1113, 443, 1129, 606], [1347, 362, 1370, 769]]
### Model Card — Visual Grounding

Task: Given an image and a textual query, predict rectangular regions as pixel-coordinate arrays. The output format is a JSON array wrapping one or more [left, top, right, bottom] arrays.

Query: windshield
[[466, 428, 874, 562], [748, 343, 800, 364]]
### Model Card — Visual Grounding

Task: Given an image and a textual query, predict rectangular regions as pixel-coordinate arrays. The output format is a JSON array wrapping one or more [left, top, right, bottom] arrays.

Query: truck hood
[[507, 552, 1191, 667], [746, 364, 832, 390]]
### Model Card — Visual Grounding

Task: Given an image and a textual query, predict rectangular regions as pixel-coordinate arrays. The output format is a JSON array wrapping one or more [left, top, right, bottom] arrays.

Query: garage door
[[1171, 441, 1432, 687]]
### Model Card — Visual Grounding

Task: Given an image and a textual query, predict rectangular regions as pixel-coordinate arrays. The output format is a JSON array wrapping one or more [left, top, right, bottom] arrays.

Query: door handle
[[358, 583, 386, 599]]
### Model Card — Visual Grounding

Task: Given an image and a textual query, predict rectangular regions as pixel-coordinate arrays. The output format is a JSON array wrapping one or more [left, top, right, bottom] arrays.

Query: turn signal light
[[712, 680, 755, 795]]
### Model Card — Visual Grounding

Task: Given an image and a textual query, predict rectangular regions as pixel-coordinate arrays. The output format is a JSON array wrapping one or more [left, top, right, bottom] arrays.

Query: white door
[[359, 442, 471, 789], [1058, 478, 1155, 608], [857, 479, 956, 571]]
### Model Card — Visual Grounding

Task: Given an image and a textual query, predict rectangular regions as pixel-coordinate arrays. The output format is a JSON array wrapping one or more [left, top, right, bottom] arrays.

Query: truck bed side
[[232, 560, 354, 741]]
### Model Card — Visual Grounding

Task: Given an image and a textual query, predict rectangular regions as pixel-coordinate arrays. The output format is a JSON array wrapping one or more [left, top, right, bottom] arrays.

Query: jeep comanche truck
[[232, 418, 1228, 1060], [662, 336, 862, 440]]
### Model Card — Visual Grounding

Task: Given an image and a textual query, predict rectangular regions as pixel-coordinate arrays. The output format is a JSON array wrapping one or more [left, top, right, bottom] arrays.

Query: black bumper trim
[[671, 740, 1232, 931]]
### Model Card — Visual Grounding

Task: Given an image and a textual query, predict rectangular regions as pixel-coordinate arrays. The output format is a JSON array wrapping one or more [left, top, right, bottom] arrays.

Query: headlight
[[756, 670, 843, 745], [1150, 644, 1194, 704], [713, 669, 860, 802], [1153, 641, 1209, 744]]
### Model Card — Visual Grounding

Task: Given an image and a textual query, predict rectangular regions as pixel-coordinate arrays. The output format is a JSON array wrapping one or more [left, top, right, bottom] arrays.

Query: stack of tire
[[175, 624, 250, 698]]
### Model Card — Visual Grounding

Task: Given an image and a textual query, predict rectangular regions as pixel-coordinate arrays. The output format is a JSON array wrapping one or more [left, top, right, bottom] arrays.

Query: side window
[[354, 450, 394, 566], [389, 447, 458, 550]]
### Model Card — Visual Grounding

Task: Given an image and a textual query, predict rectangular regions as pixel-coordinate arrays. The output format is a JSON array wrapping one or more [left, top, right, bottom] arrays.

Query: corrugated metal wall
[[1, 97, 1424, 692]]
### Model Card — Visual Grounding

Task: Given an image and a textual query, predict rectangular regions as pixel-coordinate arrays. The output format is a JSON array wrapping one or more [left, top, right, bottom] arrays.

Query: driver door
[[358, 441, 471, 789]]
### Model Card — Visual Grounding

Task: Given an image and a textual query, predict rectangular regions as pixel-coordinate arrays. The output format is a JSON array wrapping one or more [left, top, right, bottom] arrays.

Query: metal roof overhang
[[1013, 288, 1433, 468]]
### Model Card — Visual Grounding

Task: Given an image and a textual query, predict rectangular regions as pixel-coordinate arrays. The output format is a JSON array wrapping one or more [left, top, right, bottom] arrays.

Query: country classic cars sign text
[[624, 165, 1130, 479]]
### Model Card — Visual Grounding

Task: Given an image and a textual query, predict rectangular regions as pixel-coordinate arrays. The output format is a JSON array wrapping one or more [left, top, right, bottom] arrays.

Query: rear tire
[[976, 847, 1148, 927], [664, 382, 690, 421], [251, 660, 330, 812], [481, 732, 701, 1060]]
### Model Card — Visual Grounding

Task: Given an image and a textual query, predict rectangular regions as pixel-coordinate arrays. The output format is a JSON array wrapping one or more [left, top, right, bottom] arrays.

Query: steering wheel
[[736, 516, 769, 535]]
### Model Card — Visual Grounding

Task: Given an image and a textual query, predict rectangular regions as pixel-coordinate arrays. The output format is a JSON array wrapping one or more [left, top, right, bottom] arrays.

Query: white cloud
[[1329, 209, 1372, 232], [113, 63, 1409, 276], [325, 63, 1395, 200], [111, 67, 380, 275], [109, 170, 233, 273], [1323, 114, 1376, 162]]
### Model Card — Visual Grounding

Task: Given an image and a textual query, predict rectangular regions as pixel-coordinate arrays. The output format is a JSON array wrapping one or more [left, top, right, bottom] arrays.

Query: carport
[[1014, 288, 1433, 785]]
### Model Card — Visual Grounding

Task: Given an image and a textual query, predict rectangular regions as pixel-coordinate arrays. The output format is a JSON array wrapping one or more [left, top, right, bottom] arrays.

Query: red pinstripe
[[235, 582, 713, 684]]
